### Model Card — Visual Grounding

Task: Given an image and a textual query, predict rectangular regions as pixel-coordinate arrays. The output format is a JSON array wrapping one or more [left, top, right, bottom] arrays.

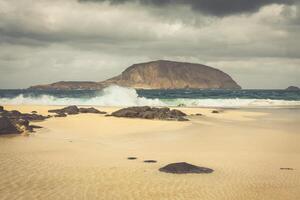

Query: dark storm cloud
[[79, 0, 296, 16]]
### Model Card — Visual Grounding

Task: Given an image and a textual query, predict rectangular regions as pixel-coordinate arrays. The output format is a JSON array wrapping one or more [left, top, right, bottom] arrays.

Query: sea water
[[0, 85, 300, 108]]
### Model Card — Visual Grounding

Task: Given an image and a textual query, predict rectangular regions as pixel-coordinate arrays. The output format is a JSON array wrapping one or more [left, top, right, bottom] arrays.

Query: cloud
[[79, 0, 296, 16], [0, 0, 299, 89]]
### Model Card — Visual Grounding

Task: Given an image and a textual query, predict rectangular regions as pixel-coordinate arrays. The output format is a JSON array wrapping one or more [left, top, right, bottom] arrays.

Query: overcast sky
[[0, 0, 299, 89]]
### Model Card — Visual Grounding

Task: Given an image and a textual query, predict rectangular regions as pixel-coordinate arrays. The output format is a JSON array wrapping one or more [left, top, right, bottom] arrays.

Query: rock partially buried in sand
[[111, 106, 188, 121], [54, 113, 67, 117], [212, 110, 220, 114], [127, 157, 137, 160], [159, 162, 214, 174], [280, 168, 294, 170], [144, 160, 157, 163]]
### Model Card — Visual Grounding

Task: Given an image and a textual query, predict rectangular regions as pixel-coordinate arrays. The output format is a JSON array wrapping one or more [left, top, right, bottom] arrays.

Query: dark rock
[[144, 160, 157, 163], [212, 110, 219, 114], [31, 111, 37, 114], [177, 117, 189, 121], [21, 113, 48, 121], [79, 107, 106, 114], [54, 113, 67, 117], [195, 113, 203, 116], [14, 118, 29, 127], [177, 104, 186, 107], [10, 110, 22, 116], [127, 157, 137, 160], [49, 105, 79, 115], [159, 162, 214, 174], [0, 108, 48, 135], [0, 105, 3, 112], [170, 109, 187, 117], [60, 105, 79, 115], [280, 168, 294, 170], [29, 125, 43, 129], [111, 106, 189, 121], [140, 111, 156, 119], [0, 116, 20, 135]]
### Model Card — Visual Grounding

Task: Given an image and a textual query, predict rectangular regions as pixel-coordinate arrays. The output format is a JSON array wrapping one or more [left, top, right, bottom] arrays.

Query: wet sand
[[0, 105, 300, 200]]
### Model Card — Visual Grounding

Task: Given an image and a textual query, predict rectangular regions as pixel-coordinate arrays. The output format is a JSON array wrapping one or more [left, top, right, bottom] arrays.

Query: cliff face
[[29, 60, 241, 90], [103, 60, 241, 89]]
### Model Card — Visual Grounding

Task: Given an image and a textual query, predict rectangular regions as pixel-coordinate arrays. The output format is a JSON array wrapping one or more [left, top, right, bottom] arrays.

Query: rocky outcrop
[[79, 107, 107, 114], [159, 162, 214, 174], [49, 106, 80, 115], [286, 86, 300, 91], [0, 106, 49, 135], [110, 106, 188, 121], [29, 60, 241, 90], [49, 106, 106, 116]]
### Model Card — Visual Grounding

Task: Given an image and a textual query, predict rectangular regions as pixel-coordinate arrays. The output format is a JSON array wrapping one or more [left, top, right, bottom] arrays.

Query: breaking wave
[[0, 86, 164, 107], [0, 85, 300, 108]]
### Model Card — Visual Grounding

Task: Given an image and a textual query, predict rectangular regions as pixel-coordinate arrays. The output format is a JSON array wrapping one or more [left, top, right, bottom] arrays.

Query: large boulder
[[0, 116, 20, 135], [111, 106, 189, 121], [159, 162, 214, 174]]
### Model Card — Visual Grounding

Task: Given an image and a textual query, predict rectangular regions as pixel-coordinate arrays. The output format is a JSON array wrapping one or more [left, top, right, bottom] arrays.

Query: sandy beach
[[0, 105, 299, 200]]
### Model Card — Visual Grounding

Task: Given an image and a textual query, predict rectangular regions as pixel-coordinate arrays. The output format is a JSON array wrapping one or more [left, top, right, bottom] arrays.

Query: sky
[[0, 0, 299, 89]]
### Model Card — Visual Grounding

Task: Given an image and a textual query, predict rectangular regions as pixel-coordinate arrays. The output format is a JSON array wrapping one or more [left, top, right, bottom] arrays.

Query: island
[[29, 60, 241, 90], [286, 86, 300, 91]]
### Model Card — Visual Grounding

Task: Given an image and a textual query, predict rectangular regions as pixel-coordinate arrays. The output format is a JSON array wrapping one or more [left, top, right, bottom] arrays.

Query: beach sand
[[0, 105, 299, 200]]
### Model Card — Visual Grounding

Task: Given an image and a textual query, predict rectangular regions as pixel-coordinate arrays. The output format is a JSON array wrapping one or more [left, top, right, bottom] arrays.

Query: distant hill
[[285, 86, 300, 91], [29, 60, 241, 90], [29, 81, 103, 90]]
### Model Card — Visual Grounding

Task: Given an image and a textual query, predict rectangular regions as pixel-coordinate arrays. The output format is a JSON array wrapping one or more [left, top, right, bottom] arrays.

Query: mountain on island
[[29, 60, 241, 90]]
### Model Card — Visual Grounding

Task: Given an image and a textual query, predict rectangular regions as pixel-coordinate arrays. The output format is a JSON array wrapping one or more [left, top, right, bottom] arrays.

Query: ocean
[[0, 85, 300, 108]]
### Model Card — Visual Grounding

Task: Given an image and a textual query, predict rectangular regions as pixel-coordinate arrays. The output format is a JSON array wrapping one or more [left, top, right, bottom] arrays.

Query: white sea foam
[[0, 85, 300, 108], [0, 85, 165, 107], [161, 98, 300, 108]]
